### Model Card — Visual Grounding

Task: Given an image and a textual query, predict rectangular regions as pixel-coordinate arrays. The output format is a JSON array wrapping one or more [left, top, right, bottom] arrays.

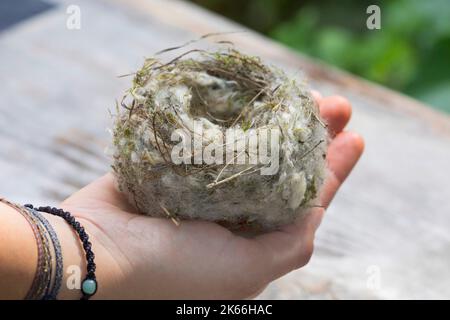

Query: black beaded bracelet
[[25, 204, 98, 300]]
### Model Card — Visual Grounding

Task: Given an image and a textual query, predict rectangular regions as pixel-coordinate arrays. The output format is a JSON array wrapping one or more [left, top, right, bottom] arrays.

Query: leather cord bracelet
[[26, 207, 63, 300], [25, 204, 98, 300]]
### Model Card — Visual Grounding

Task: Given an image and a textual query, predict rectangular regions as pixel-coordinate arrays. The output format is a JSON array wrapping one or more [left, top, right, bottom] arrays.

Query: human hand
[[59, 93, 364, 299]]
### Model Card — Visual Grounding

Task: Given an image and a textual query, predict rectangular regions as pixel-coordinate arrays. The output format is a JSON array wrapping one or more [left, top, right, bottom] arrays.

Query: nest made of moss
[[111, 47, 328, 231]]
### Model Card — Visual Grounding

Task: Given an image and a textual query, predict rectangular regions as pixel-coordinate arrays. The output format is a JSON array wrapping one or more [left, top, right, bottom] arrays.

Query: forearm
[[0, 201, 122, 299]]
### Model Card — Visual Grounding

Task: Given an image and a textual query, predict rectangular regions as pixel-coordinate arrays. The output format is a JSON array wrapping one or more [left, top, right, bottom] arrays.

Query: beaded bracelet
[[25, 205, 98, 300]]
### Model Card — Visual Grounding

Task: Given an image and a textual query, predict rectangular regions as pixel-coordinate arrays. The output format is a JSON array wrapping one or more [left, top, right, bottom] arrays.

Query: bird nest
[[111, 47, 328, 231]]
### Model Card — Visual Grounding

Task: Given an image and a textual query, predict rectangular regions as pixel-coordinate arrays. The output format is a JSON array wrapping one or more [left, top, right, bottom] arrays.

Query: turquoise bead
[[82, 279, 97, 295]]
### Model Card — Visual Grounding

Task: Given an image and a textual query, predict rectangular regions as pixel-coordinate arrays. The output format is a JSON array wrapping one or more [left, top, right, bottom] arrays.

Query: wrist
[[0, 202, 37, 299], [45, 213, 124, 299]]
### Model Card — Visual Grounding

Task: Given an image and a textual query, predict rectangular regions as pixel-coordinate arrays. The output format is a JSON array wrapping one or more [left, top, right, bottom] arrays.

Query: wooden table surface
[[1, 0, 449, 299]]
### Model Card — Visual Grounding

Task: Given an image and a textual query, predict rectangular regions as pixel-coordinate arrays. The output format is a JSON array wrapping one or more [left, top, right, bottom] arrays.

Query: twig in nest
[[207, 165, 257, 189], [160, 203, 180, 226], [299, 139, 325, 159], [155, 31, 245, 55]]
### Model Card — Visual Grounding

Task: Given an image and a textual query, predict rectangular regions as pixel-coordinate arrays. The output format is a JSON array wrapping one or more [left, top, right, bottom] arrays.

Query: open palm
[[61, 93, 364, 299]]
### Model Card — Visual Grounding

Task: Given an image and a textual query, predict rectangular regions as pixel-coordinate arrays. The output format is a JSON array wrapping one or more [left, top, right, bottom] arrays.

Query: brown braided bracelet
[[28, 212, 52, 300]]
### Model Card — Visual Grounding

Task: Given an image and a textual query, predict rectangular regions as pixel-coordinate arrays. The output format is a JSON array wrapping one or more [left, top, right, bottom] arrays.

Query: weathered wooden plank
[[0, 0, 449, 299]]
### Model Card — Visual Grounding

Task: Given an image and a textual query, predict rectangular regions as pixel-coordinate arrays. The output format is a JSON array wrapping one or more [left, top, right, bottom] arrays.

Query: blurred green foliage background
[[189, 0, 450, 113]]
